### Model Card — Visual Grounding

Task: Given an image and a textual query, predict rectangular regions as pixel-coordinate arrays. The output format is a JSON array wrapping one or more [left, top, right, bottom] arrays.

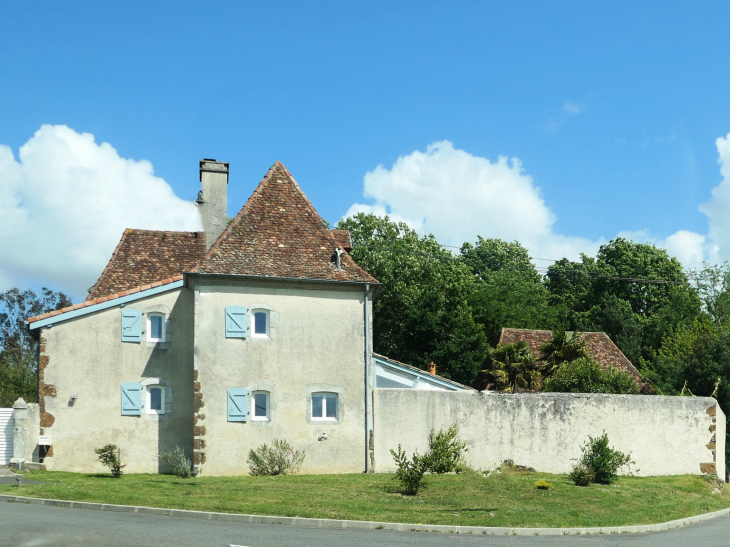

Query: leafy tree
[[539, 330, 589, 376], [481, 340, 541, 392], [0, 287, 71, 406], [338, 213, 488, 385], [691, 262, 730, 326], [543, 357, 640, 395], [460, 237, 540, 283]]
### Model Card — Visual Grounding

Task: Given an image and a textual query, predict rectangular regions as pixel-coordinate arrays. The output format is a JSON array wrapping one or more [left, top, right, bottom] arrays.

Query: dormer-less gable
[[195, 162, 377, 283]]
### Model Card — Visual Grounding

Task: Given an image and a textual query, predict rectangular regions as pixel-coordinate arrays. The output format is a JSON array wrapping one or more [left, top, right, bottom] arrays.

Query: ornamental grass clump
[[247, 439, 305, 476], [160, 446, 196, 478]]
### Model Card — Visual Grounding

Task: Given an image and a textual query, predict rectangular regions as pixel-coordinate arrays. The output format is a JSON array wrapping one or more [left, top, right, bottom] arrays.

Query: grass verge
[[1, 467, 729, 528]]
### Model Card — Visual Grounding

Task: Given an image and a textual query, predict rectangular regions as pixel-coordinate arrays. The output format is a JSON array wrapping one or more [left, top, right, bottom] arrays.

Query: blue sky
[[2, 1, 730, 299]]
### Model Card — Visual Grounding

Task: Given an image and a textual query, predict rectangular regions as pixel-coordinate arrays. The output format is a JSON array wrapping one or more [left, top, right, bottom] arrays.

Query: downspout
[[364, 283, 371, 473]]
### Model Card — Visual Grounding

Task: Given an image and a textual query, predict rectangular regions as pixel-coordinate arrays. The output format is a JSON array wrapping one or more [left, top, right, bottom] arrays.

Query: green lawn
[[1, 468, 728, 528]]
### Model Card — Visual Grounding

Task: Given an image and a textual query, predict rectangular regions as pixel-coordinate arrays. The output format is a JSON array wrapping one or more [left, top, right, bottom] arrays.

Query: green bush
[[95, 444, 124, 478], [426, 424, 467, 474], [160, 446, 196, 478], [247, 439, 305, 476], [543, 357, 640, 394], [390, 444, 429, 495], [573, 432, 633, 485], [568, 464, 594, 486], [535, 480, 552, 490]]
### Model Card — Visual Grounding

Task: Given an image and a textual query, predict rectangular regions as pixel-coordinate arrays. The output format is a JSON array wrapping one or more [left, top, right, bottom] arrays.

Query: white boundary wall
[[373, 391, 725, 478]]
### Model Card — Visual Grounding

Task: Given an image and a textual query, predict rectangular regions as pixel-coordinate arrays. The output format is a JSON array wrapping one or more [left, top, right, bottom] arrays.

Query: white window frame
[[146, 385, 166, 415], [251, 309, 270, 338], [311, 392, 338, 421], [251, 391, 270, 421], [146, 312, 166, 343]]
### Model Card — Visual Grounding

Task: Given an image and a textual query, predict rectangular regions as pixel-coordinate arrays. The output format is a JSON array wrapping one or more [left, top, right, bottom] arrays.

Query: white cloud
[[344, 141, 603, 262], [562, 101, 584, 115], [0, 125, 202, 299], [699, 132, 730, 264]]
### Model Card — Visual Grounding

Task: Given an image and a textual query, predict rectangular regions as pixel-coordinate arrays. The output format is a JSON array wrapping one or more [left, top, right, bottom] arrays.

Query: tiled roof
[[28, 276, 184, 324], [87, 229, 206, 301], [498, 328, 642, 381], [195, 162, 377, 283]]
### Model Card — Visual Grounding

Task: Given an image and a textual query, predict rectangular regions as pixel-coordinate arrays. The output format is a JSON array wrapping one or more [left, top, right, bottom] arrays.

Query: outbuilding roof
[[498, 328, 642, 381]]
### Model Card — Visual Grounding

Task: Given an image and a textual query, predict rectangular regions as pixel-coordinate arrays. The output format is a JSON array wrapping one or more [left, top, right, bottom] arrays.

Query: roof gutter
[[183, 271, 382, 295]]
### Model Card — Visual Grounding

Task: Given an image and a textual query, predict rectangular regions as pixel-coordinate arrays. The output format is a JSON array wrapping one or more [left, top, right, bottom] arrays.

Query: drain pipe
[[364, 283, 371, 473]]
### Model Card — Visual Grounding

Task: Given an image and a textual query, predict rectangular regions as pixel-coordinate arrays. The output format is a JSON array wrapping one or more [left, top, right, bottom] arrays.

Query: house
[[25, 160, 467, 475], [498, 328, 643, 383]]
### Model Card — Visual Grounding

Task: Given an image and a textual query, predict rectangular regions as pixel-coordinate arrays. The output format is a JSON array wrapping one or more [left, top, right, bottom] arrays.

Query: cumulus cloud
[[0, 125, 202, 299], [344, 141, 603, 262], [699, 132, 730, 263]]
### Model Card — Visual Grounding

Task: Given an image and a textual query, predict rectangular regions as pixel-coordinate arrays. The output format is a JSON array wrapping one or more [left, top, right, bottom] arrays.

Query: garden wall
[[373, 391, 725, 479]]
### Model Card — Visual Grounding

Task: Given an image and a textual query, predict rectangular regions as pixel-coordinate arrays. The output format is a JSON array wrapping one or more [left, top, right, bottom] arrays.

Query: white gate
[[0, 409, 13, 465]]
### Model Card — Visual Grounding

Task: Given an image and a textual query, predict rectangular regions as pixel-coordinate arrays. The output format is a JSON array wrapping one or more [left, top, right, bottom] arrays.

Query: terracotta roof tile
[[195, 162, 378, 283], [86, 229, 206, 301], [498, 328, 642, 382]]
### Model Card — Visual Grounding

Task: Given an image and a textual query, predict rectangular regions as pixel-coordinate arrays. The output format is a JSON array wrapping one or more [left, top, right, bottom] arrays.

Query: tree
[[460, 237, 540, 283], [338, 213, 489, 385], [543, 357, 640, 395], [481, 341, 541, 392], [0, 287, 71, 406], [539, 330, 589, 376], [691, 262, 730, 326]]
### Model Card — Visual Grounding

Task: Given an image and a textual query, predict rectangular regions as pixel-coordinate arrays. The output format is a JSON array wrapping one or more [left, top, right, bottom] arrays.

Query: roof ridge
[[28, 275, 184, 324]]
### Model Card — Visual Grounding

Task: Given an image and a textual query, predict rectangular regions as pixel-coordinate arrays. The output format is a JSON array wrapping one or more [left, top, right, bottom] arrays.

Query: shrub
[[568, 464, 594, 486], [576, 432, 633, 484], [534, 480, 551, 490], [543, 357, 640, 394], [390, 444, 429, 495], [160, 446, 196, 478], [95, 444, 124, 478], [426, 424, 467, 474], [247, 439, 305, 476]]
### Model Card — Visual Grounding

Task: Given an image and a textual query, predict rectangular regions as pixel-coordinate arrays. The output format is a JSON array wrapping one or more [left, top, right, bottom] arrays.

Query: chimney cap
[[428, 361, 437, 375], [199, 159, 230, 182]]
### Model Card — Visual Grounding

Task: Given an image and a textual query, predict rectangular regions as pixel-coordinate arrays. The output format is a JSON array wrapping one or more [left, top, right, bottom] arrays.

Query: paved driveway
[[2, 502, 730, 547]]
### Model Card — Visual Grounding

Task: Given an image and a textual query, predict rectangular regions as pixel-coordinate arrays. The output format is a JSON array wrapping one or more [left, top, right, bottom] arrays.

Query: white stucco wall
[[38, 288, 194, 473], [193, 278, 370, 475], [374, 390, 725, 478]]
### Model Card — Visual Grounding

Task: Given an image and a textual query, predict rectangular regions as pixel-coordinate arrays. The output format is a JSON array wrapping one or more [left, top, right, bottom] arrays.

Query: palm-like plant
[[484, 341, 541, 392], [539, 330, 588, 377]]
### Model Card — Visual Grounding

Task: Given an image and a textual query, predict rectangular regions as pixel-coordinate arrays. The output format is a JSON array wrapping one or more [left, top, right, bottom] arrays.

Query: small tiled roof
[[498, 328, 642, 381], [87, 229, 206, 301], [330, 229, 353, 251], [195, 162, 377, 283], [28, 276, 184, 324]]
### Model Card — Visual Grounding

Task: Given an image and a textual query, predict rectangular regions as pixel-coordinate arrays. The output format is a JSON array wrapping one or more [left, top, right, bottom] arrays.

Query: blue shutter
[[227, 388, 249, 422], [121, 382, 143, 416], [225, 306, 248, 338], [121, 309, 143, 342]]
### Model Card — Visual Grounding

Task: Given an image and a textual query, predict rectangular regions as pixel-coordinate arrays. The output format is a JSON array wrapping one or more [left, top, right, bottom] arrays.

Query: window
[[252, 310, 269, 338], [311, 392, 337, 421], [147, 313, 165, 342], [146, 385, 165, 414], [251, 391, 270, 421]]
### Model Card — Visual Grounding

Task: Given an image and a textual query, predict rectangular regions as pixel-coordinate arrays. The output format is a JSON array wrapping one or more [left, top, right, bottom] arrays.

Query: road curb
[[2, 494, 729, 535]]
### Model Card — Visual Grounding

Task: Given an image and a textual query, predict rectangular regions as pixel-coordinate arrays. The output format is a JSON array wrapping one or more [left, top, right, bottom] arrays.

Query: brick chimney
[[428, 361, 437, 376], [196, 159, 229, 250]]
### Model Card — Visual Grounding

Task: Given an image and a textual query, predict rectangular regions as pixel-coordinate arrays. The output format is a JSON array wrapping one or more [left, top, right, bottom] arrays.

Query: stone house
[[24, 160, 463, 475]]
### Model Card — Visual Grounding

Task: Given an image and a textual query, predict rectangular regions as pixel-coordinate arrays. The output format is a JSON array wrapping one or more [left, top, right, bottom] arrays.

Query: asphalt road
[[2, 502, 730, 547]]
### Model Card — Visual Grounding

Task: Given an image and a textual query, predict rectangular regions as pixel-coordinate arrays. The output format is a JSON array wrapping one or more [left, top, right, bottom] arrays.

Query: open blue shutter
[[121, 382, 143, 416], [225, 306, 248, 338], [227, 388, 249, 422], [121, 309, 143, 342]]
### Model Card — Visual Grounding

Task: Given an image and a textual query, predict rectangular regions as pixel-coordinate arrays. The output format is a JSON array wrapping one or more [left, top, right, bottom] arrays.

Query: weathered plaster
[[193, 278, 370, 475], [373, 390, 726, 479], [37, 288, 194, 473]]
